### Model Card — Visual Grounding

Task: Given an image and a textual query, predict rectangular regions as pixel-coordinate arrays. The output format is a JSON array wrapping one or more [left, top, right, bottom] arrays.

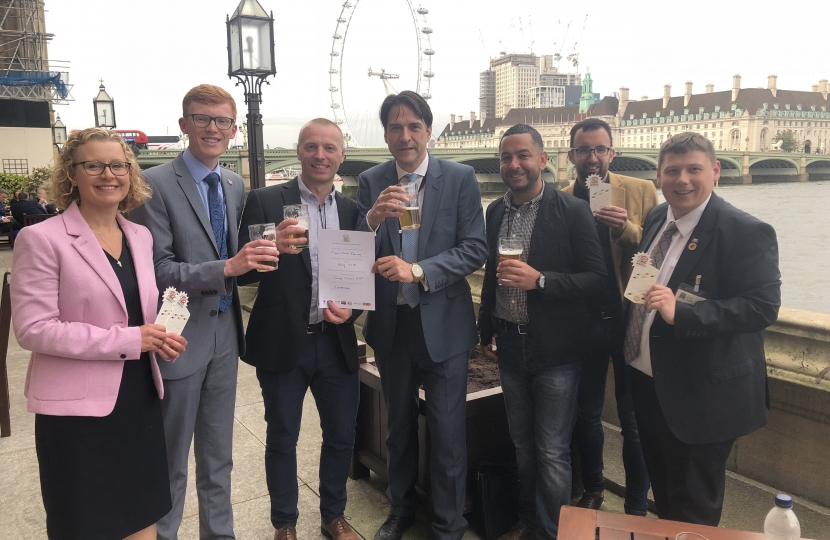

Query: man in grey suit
[[130, 84, 278, 539], [356, 91, 488, 540]]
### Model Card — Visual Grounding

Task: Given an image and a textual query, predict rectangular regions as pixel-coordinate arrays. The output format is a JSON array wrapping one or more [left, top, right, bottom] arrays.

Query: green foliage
[[773, 130, 800, 153], [0, 167, 53, 195], [29, 166, 52, 191]]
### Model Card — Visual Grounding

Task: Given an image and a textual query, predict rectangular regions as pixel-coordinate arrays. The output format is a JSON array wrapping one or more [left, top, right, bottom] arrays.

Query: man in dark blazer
[[130, 84, 278, 539], [356, 91, 488, 540], [478, 124, 607, 540], [11, 191, 47, 225], [238, 119, 362, 540], [623, 132, 781, 525]]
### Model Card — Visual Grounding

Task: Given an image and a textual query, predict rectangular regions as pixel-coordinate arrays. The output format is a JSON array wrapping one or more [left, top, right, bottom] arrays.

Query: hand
[[224, 239, 279, 277], [644, 284, 676, 325], [366, 186, 411, 229], [595, 205, 628, 233], [157, 333, 187, 362], [496, 260, 541, 290], [140, 324, 168, 353], [275, 218, 307, 254], [322, 301, 352, 324], [373, 255, 415, 283], [483, 342, 498, 360]]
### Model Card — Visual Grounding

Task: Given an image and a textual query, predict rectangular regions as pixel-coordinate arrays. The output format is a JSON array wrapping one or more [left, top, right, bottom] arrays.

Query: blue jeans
[[496, 328, 580, 540], [573, 314, 650, 515]]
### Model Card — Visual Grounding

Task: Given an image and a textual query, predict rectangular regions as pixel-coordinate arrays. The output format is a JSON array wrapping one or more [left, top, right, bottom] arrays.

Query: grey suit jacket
[[130, 154, 246, 380], [356, 154, 488, 362]]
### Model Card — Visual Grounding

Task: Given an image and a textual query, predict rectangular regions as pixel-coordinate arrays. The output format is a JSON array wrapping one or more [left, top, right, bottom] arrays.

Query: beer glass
[[397, 180, 420, 230], [283, 204, 310, 249], [248, 223, 277, 271], [498, 238, 523, 262]]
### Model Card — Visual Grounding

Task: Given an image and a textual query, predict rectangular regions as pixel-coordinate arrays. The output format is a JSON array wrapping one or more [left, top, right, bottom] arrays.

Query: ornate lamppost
[[53, 114, 67, 150], [226, 0, 276, 190], [93, 80, 116, 129]]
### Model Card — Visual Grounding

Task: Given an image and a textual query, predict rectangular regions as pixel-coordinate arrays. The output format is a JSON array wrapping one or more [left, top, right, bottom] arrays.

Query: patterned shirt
[[492, 184, 545, 324]]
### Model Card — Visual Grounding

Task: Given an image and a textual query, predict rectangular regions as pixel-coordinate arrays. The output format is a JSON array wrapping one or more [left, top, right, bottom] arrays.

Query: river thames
[[485, 181, 829, 314]]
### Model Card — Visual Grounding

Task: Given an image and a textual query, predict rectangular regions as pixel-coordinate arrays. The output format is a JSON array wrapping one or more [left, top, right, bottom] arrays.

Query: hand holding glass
[[248, 223, 277, 271], [283, 204, 310, 249], [498, 238, 523, 285], [397, 180, 420, 231]]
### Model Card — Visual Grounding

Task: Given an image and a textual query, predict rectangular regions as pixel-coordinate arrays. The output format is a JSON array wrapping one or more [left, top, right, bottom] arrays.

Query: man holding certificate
[[238, 118, 362, 540], [356, 91, 487, 540]]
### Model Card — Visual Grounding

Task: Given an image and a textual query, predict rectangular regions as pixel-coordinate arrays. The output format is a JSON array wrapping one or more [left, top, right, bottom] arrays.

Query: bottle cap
[[775, 494, 794, 508]]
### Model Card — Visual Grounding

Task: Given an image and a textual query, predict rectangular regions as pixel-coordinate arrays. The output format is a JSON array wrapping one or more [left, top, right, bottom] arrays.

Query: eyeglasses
[[72, 161, 131, 176], [187, 114, 235, 130], [571, 146, 612, 157]]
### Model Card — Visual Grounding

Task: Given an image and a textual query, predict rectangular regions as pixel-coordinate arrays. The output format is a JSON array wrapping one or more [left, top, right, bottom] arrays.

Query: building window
[[2, 159, 28, 175]]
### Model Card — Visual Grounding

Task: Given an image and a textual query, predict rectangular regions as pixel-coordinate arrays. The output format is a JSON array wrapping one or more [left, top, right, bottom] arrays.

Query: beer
[[399, 207, 421, 230], [283, 204, 310, 250], [288, 228, 310, 250], [499, 249, 523, 262], [248, 223, 278, 271]]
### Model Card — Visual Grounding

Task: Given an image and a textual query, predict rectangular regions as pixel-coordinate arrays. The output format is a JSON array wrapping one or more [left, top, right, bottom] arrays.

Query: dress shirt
[[630, 195, 711, 376], [394, 155, 431, 298], [491, 184, 545, 324], [298, 176, 340, 324], [182, 148, 228, 237]]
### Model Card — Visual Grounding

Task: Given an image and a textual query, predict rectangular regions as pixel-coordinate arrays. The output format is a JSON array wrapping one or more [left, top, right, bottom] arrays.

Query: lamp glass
[[95, 101, 115, 128], [229, 22, 241, 73], [241, 18, 271, 71]]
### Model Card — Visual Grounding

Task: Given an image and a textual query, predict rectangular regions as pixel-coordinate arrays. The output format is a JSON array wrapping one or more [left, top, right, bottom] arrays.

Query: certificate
[[318, 229, 376, 311]]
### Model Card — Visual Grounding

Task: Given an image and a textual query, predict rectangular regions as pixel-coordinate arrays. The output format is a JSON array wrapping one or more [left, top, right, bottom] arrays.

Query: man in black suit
[[623, 132, 781, 525], [478, 124, 607, 540], [238, 118, 362, 540], [11, 191, 47, 226]]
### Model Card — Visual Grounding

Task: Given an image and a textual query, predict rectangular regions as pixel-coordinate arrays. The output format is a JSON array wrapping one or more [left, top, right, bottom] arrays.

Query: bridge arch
[[749, 157, 800, 170], [806, 159, 830, 180], [749, 157, 801, 183], [609, 154, 657, 180]]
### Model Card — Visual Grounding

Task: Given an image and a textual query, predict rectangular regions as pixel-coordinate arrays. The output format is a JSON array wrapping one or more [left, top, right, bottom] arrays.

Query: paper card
[[589, 183, 612, 214], [317, 229, 376, 311], [165, 292, 190, 335], [624, 252, 659, 304], [155, 287, 179, 325]]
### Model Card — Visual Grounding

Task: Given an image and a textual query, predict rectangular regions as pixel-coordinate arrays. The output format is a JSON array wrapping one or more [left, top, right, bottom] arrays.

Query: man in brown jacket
[[563, 118, 658, 515]]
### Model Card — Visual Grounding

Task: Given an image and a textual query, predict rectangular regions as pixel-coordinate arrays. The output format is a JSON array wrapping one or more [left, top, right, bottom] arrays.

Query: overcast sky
[[46, 0, 829, 148]]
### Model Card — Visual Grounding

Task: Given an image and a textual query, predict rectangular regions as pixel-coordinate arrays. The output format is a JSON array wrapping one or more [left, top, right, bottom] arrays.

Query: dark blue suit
[[357, 154, 487, 540]]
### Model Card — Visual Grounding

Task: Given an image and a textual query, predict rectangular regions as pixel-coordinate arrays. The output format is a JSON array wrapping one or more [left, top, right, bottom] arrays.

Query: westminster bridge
[[136, 146, 830, 194]]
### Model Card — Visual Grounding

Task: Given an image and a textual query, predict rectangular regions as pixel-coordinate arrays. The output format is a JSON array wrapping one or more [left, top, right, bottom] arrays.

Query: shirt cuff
[[421, 272, 430, 291]]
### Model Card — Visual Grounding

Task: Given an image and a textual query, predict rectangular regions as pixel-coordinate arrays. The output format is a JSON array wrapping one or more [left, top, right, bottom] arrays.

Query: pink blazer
[[11, 202, 164, 416]]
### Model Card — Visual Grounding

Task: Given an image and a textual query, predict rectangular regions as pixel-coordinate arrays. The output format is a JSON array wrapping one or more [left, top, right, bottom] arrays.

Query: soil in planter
[[467, 345, 501, 393]]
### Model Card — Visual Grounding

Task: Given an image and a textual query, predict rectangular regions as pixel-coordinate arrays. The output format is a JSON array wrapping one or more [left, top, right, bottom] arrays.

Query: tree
[[773, 130, 800, 153]]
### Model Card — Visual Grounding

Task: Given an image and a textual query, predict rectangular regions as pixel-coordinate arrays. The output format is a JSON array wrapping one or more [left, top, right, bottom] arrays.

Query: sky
[[45, 0, 830, 148]]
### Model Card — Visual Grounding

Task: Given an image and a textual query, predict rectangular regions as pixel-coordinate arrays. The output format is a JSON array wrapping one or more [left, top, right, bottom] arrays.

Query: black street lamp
[[53, 114, 67, 150], [93, 79, 116, 129], [226, 0, 276, 190]]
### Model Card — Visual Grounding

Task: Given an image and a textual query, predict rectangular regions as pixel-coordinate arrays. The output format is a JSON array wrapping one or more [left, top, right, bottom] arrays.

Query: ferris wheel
[[329, 1, 434, 147]]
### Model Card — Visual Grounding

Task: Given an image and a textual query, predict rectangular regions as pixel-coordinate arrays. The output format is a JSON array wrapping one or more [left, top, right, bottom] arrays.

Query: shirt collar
[[298, 175, 336, 206], [502, 181, 546, 209], [182, 148, 221, 184], [395, 153, 429, 182], [667, 194, 711, 238]]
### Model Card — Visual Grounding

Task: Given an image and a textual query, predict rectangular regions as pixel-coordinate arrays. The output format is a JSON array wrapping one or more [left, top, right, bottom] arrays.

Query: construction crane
[[367, 68, 400, 96]]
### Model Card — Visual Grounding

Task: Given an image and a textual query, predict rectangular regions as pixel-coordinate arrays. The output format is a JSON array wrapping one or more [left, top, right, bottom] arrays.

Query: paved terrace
[[2, 247, 830, 539]]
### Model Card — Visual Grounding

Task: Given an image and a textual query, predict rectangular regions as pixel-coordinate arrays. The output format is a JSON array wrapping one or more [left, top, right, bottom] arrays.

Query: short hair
[[19, 191, 29, 200], [50, 127, 152, 212], [500, 124, 544, 151], [570, 118, 614, 148], [379, 91, 433, 130], [298, 118, 345, 149], [182, 84, 237, 120], [0, 189, 7, 196], [658, 133, 717, 169]]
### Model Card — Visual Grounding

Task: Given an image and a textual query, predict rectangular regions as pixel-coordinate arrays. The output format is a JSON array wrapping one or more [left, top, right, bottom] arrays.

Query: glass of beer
[[397, 180, 420, 231], [498, 238, 523, 285], [248, 223, 277, 271], [283, 204, 310, 249]]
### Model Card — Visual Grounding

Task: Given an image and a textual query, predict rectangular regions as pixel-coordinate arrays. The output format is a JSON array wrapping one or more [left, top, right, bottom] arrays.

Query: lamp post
[[53, 114, 67, 150], [226, 0, 276, 190], [93, 80, 116, 129]]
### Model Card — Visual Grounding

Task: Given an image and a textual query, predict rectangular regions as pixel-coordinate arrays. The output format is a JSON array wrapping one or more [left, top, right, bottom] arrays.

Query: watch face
[[412, 264, 423, 278]]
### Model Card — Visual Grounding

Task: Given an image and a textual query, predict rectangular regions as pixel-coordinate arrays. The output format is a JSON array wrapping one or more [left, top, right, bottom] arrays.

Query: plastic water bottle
[[764, 494, 801, 540]]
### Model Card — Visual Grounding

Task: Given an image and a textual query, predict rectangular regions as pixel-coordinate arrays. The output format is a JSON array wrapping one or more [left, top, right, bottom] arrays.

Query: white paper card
[[317, 229, 376, 311], [624, 253, 659, 304], [589, 183, 612, 214], [164, 292, 191, 335], [155, 287, 178, 325]]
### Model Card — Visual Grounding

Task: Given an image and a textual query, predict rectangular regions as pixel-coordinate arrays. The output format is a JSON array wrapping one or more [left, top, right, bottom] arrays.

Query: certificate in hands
[[624, 252, 659, 304], [317, 229, 376, 311]]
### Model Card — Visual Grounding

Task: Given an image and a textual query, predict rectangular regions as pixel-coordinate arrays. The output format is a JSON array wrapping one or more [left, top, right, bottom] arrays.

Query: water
[[483, 181, 830, 314]]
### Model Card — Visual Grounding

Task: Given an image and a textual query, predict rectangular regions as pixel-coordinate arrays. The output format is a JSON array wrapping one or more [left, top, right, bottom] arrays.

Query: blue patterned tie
[[623, 221, 678, 364], [400, 173, 420, 308], [204, 172, 232, 313]]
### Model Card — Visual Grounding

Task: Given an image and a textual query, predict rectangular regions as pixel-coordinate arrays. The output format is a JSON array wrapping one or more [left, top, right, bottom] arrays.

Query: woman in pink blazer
[[11, 128, 187, 540]]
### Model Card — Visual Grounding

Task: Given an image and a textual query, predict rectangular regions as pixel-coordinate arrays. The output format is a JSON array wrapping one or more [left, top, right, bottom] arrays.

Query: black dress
[[34, 233, 171, 539]]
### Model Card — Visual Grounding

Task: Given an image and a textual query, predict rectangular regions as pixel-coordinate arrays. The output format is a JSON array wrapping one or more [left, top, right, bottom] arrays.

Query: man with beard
[[562, 118, 657, 515], [478, 123, 606, 540]]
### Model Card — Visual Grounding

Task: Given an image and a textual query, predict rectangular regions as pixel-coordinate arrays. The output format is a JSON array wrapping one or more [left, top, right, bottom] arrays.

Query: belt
[[494, 317, 530, 335], [307, 321, 329, 334]]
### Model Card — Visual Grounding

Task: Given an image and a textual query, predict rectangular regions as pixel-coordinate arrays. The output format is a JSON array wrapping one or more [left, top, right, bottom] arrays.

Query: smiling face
[[658, 150, 720, 219], [384, 105, 432, 172], [499, 133, 547, 202], [70, 140, 131, 213], [297, 122, 345, 187], [568, 127, 616, 182], [178, 101, 237, 169]]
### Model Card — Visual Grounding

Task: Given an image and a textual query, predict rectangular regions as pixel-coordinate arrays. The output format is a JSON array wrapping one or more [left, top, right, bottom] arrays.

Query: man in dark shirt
[[11, 191, 47, 226]]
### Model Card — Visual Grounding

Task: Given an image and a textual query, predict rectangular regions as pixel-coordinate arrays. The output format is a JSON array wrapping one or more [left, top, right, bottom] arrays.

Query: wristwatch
[[411, 263, 424, 283], [536, 273, 546, 290]]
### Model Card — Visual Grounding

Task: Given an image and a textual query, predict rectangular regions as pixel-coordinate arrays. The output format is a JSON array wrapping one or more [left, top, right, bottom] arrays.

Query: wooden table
[[559, 506, 773, 540]]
